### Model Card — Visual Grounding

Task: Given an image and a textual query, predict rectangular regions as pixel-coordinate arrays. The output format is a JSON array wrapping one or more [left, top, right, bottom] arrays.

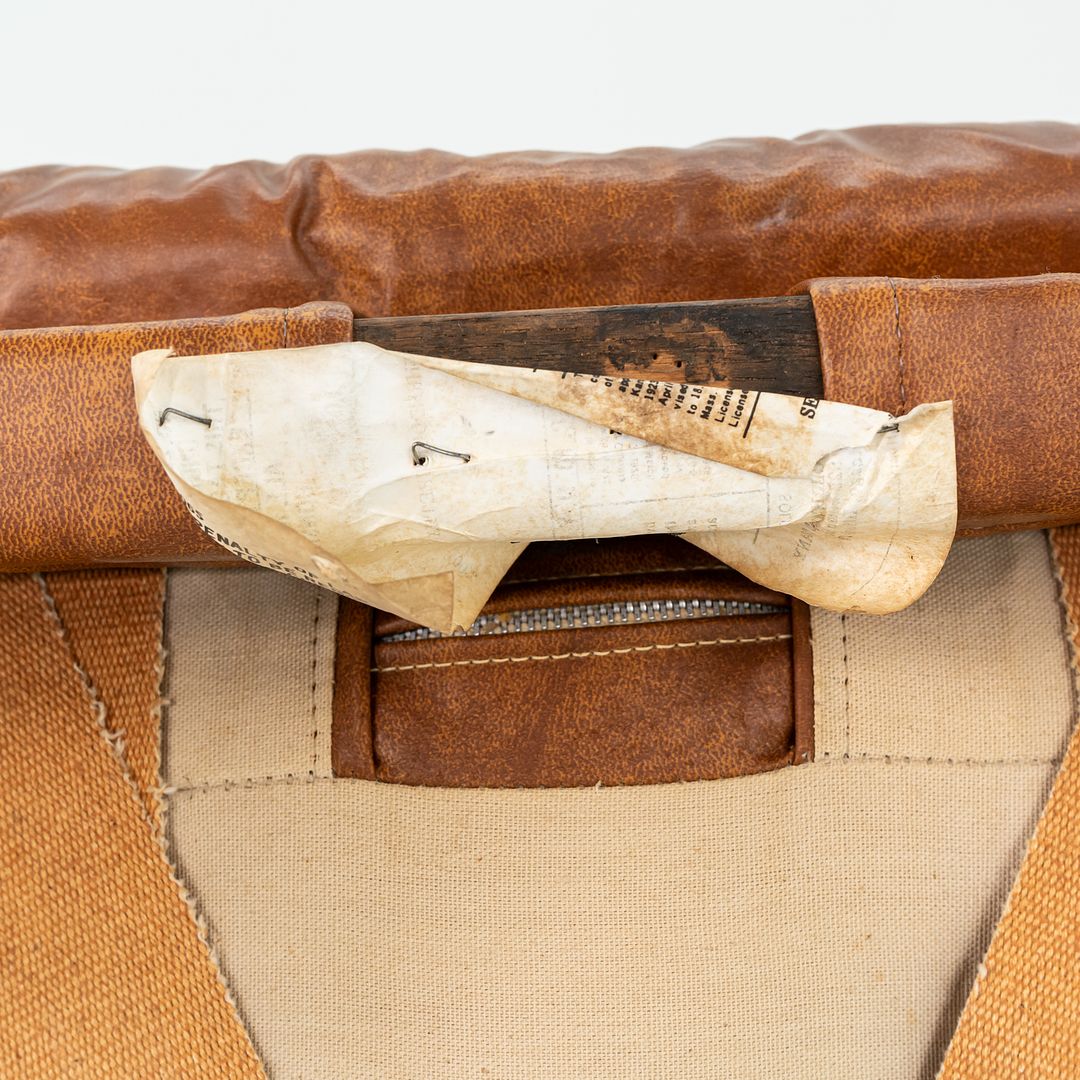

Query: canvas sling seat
[[4, 122, 1080, 1078]]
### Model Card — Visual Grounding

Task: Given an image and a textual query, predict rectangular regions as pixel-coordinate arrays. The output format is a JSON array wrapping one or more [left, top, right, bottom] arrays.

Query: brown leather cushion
[[5, 125, 1080, 332]]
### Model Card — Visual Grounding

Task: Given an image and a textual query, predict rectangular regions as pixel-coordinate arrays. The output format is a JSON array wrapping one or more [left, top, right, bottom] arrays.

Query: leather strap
[[0, 572, 264, 1077], [938, 525, 1080, 1077]]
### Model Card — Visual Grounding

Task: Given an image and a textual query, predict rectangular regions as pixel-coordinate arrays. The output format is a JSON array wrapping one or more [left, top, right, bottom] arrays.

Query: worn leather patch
[[333, 536, 812, 787], [0, 302, 354, 572], [802, 274, 1080, 533]]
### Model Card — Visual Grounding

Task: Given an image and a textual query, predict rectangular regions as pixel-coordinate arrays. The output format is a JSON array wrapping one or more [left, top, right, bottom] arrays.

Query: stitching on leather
[[885, 276, 906, 411], [372, 633, 793, 674]]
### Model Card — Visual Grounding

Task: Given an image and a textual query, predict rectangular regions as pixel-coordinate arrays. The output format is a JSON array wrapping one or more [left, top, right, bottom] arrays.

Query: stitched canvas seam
[[372, 633, 793, 674], [840, 612, 852, 759], [164, 579, 337, 791], [816, 751, 1060, 767], [150, 573, 168, 834], [34, 573, 121, 787], [310, 589, 321, 778]]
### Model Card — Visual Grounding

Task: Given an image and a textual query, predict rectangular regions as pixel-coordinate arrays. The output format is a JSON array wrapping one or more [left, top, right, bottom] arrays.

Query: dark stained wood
[[353, 296, 823, 396]]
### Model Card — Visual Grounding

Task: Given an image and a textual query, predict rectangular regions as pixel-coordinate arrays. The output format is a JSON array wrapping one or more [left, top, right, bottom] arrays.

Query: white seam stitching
[[34, 572, 112, 741], [372, 634, 793, 673]]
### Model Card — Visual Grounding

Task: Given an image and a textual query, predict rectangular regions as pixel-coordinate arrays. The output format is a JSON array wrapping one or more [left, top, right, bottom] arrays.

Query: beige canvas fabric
[[164, 533, 1077, 1079], [812, 530, 1075, 763], [169, 764, 1054, 1080], [163, 568, 336, 788]]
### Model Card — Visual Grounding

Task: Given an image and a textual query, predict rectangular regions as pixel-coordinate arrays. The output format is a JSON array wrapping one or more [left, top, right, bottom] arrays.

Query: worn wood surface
[[354, 296, 823, 396]]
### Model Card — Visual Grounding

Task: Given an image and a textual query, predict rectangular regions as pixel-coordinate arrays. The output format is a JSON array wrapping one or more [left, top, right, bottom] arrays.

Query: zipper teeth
[[381, 599, 787, 641]]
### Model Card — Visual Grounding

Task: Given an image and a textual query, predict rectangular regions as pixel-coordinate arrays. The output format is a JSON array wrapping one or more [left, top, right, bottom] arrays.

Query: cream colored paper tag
[[132, 341, 957, 632]]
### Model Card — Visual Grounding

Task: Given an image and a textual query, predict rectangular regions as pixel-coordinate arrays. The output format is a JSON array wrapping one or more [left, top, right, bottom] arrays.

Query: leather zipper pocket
[[334, 537, 813, 787]]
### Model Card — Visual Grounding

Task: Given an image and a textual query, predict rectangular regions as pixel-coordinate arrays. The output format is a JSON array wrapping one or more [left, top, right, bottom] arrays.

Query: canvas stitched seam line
[[817, 751, 1061, 768], [33, 573, 109, 735], [371, 633, 793, 674], [309, 589, 321, 778], [841, 612, 852, 759], [161, 755, 1060, 799], [886, 275, 907, 411], [150, 573, 168, 833]]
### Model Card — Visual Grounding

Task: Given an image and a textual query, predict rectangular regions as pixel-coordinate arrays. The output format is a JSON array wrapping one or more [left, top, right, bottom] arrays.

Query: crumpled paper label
[[132, 341, 957, 633]]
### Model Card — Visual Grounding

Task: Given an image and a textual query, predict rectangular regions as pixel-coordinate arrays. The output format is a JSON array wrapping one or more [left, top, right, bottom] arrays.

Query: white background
[[3, 0, 1077, 171]]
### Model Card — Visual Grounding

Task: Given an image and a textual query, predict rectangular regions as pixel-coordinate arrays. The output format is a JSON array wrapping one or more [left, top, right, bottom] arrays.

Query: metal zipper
[[381, 598, 787, 641]]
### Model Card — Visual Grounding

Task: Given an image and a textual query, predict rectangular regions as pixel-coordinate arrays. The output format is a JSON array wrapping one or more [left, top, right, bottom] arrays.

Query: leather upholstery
[[6, 125, 1080, 569], [3, 124, 1080, 332], [10, 122, 1080, 786], [803, 275, 1080, 533], [0, 302, 354, 571]]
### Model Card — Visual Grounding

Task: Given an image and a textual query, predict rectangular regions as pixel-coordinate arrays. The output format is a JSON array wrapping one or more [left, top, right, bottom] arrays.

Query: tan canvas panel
[[163, 568, 337, 788], [169, 764, 1053, 1079], [163, 532, 1077, 1078], [812, 530, 1074, 763]]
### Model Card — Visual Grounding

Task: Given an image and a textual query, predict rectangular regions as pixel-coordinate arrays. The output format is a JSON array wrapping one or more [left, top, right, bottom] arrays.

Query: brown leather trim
[[371, 609, 794, 788], [331, 599, 375, 780], [9, 124, 1080, 570], [790, 599, 815, 763], [0, 301, 354, 572], [798, 274, 1080, 534]]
